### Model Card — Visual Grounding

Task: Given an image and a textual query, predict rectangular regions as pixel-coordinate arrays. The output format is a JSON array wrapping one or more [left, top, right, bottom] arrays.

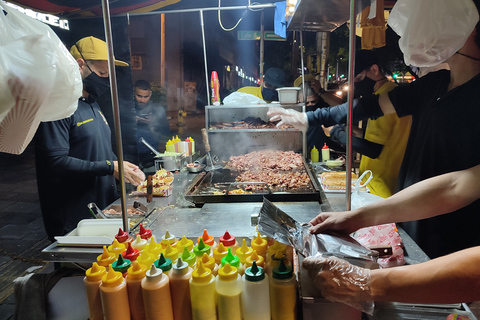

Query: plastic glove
[[302, 255, 374, 315], [267, 106, 308, 132], [114, 161, 145, 186]]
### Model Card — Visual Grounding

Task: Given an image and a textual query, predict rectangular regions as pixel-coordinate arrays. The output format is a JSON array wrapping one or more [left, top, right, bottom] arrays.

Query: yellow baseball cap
[[70, 36, 129, 67]]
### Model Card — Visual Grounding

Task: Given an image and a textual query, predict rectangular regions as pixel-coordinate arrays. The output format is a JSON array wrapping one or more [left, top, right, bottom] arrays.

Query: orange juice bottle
[[126, 261, 148, 320], [169, 258, 193, 320], [141, 265, 174, 320], [99, 266, 130, 320], [84, 262, 106, 320], [189, 261, 217, 320]]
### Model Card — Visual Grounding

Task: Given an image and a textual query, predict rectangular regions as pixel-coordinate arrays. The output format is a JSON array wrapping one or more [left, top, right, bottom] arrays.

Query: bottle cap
[[218, 262, 238, 281], [97, 245, 117, 267], [198, 253, 216, 271], [85, 262, 106, 282], [236, 239, 253, 263], [127, 261, 148, 280], [137, 224, 152, 240], [244, 261, 265, 282], [137, 251, 155, 268], [220, 248, 240, 268], [102, 266, 123, 287], [108, 239, 126, 256], [213, 242, 228, 263], [322, 143, 329, 149], [131, 235, 148, 251], [272, 259, 293, 279], [122, 243, 140, 261], [146, 264, 164, 282], [251, 233, 268, 252], [193, 238, 211, 257], [181, 247, 196, 267], [246, 250, 264, 268], [172, 258, 189, 275], [197, 229, 215, 247], [267, 241, 287, 257], [161, 230, 177, 246], [176, 235, 194, 252], [219, 230, 236, 247], [164, 243, 179, 261], [115, 228, 129, 243], [154, 253, 172, 272], [191, 261, 212, 283], [312, 145, 318, 151], [112, 254, 131, 274], [146, 238, 164, 257]]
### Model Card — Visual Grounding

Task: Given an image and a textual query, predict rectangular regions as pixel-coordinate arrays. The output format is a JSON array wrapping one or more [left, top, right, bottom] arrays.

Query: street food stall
[[4, 0, 480, 319]]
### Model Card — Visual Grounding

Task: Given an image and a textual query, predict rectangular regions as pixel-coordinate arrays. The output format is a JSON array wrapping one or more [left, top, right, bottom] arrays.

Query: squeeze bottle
[[161, 230, 178, 248], [137, 224, 152, 240], [193, 238, 211, 257], [137, 251, 156, 269], [189, 261, 217, 320], [115, 228, 133, 245], [267, 240, 287, 263], [197, 252, 219, 276], [108, 239, 126, 256], [310, 145, 319, 162], [181, 246, 197, 268], [242, 261, 271, 320], [164, 243, 179, 262], [166, 139, 175, 153], [126, 261, 148, 320], [270, 259, 298, 320], [97, 246, 116, 268], [197, 229, 217, 249], [236, 239, 253, 264], [177, 235, 194, 253], [219, 230, 238, 254], [266, 250, 289, 276], [111, 254, 131, 277], [146, 237, 163, 258], [122, 242, 140, 261], [154, 253, 173, 276], [245, 250, 265, 268], [169, 258, 193, 320], [215, 263, 242, 320], [251, 232, 268, 259], [131, 235, 148, 252], [99, 265, 130, 320], [220, 248, 240, 269], [189, 137, 195, 155], [141, 265, 174, 320], [210, 71, 221, 105], [213, 242, 229, 264], [322, 143, 330, 162], [84, 262, 106, 320]]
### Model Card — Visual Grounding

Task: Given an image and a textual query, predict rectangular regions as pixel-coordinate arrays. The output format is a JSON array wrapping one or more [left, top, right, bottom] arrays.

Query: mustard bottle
[[311, 145, 319, 162]]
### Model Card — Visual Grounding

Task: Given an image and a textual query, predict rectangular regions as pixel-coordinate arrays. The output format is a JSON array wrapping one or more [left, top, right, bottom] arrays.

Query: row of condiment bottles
[[85, 257, 296, 320], [165, 135, 195, 156]]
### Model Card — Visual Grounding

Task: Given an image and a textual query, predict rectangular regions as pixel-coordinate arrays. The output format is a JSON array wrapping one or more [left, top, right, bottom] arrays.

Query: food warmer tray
[[184, 159, 322, 205]]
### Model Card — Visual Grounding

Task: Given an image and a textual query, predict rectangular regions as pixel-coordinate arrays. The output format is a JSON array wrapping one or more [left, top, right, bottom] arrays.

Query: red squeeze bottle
[[137, 224, 152, 240], [210, 71, 220, 105], [115, 228, 133, 244]]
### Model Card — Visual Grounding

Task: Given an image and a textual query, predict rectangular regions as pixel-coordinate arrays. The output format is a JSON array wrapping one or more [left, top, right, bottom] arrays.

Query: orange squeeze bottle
[[169, 258, 193, 320], [99, 266, 130, 320], [84, 262, 106, 320], [126, 261, 148, 320], [141, 265, 174, 320]]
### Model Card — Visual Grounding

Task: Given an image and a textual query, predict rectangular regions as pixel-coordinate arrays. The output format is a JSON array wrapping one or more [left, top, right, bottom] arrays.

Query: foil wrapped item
[[258, 198, 378, 267]]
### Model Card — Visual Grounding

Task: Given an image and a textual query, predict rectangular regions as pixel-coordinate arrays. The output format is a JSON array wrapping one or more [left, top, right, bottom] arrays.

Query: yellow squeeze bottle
[[215, 263, 242, 320], [213, 242, 229, 265], [189, 261, 217, 320], [251, 232, 268, 260], [166, 140, 175, 153], [177, 235, 194, 253], [197, 252, 219, 276], [97, 246, 117, 268], [310, 145, 319, 162], [270, 259, 297, 320], [236, 239, 253, 264]]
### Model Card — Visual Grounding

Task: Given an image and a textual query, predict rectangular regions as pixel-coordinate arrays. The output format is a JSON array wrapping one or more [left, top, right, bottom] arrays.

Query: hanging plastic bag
[[223, 91, 266, 105], [387, 0, 479, 67], [350, 170, 383, 210], [0, 3, 82, 154]]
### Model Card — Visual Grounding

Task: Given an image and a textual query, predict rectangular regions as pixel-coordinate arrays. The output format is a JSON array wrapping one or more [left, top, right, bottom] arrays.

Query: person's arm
[[327, 125, 383, 159], [309, 164, 480, 234], [309, 79, 346, 106]]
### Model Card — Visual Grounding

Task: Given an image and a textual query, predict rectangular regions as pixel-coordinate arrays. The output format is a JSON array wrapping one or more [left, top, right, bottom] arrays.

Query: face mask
[[261, 87, 278, 102], [354, 76, 376, 98], [83, 71, 110, 100]]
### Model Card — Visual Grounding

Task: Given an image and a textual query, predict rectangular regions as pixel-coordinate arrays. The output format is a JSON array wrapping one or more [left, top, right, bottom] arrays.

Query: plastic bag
[[388, 0, 479, 67], [0, 3, 82, 154], [351, 170, 384, 210], [222, 91, 266, 105]]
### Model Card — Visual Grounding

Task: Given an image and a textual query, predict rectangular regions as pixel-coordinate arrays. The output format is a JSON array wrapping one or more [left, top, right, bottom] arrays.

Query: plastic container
[[141, 265, 174, 320], [322, 143, 330, 162], [115, 228, 132, 245], [269, 260, 297, 320], [180, 246, 197, 268], [189, 261, 217, 320], [137, 251, 156, 268], [276, 87, 301, 104], [169, 258, 193, 320], [131, 235, 148, 252], [84, 262, 106, 320], [215, 263, 242, 320], [236, 239, 253, 264], [122, 243, 140, 261], [164, 243, 179, 262], [108, 239, 126, 256], [245, 250, 265, 268], [310, 145, 319, 163], [242, 261, 271, 320], [136, 224, 152, 240], [77, 219, 123, 237], [99, 266, 130, 320], [126, 261, 148, 320], [111, 255, 131, 277], [219, 230, 238, 254]]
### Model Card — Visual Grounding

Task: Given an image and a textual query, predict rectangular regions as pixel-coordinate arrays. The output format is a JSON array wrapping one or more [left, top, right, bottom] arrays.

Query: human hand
[[322, 125, 334, 137], [267, 106, 308, 132], [310, 79, 322, 95], [113, 161, 145, 186], [308, 211, 359, 234], [302, 255, 374, 314], [136, 115, 150, 124]]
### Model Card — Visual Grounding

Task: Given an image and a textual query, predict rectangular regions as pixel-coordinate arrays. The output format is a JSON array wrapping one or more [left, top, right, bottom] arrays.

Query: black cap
[[264, 67, 285, 88], [355, 50, 381, 76]]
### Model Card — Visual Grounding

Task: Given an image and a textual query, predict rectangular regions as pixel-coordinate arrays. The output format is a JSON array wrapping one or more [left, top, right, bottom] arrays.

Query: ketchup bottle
[[210, 71, 220, 105]]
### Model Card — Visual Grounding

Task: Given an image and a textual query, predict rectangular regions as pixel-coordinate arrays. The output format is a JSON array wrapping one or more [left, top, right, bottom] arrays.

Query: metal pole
[[299, 30, 307, 159], [259, 11, 264, 84], [101, 0, 129, 232], [200, 9, 211, 106], [345, 0, 357, 210]]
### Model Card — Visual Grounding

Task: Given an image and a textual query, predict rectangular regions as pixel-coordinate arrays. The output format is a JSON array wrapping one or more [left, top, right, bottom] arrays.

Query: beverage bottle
[[219, 230, 238, 254], [154, 253, 173, 276], [189, 261, 217, 320], [251, 232, 268, 260], [126, 261, 148, 320], [141, 265, 174, 320], [215, 263, 242, 320], [310, 145, 319, 162], [242, 261, 271, 320], [197, 229, 217, 249], [169, 258, 193, 320], [210, 71, 220, 105], [99, 265, 130, 320], [270, 259, 298, 320], [84, 262, 106, 320], [213, 242, 229, 265], [322, 143, 330, 162]]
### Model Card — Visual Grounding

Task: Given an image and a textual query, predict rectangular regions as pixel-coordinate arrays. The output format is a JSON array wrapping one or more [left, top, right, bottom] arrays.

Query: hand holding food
[[113, 161, 145, 186], [267, 106, 308, 132], [302, 255, 374, 314]]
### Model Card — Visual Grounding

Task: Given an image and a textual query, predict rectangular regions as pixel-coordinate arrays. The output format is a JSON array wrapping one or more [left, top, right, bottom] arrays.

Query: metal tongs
[[201, 128, 222, 171]]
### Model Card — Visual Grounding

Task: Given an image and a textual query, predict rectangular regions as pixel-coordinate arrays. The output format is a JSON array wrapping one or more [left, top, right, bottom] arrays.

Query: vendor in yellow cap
[[34, 36, 145, 241], [237, 67, 285, 102]]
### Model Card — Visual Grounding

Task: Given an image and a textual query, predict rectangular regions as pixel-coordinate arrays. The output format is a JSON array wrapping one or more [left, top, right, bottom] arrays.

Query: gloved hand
[[114, 161, 145, 186], [302, 255, 374, 315], [267, 106, 308, 132]]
